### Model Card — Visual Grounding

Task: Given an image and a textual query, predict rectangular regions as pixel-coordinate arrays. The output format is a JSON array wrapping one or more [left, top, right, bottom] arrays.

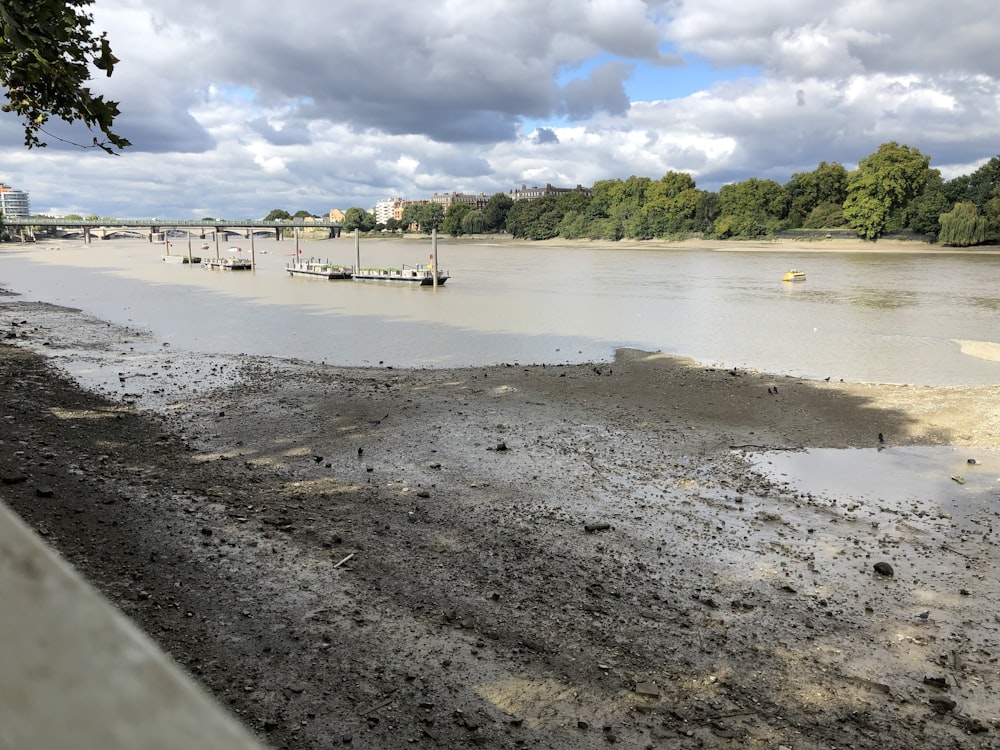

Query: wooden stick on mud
[[333, 553, 355, 568]]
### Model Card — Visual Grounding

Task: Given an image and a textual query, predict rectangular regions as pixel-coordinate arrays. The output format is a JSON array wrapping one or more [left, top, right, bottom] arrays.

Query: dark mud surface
[[3, 297, 1000, 749]]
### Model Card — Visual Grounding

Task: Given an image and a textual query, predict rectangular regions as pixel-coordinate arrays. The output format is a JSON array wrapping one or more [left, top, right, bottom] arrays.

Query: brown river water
[[1, 235, 999, 386]]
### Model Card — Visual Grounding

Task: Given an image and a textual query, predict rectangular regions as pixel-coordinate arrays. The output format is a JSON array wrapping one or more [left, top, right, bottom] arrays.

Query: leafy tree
[[903, 171, 952, 238], [460, 210, 486, 235], [482, 193, 513, 232], [292, 209, 314, 219], [983, 196, 1000, 234], [401, 203, 422, 231], [442, 202, 471, 237], [961, 156, 1000, 210], [784, 162, 848, 227], [556, 209, 588, 239], [801, 202, 847, 228], [587, 176, 650, 238], [843, 142, 931, 240], [0, 0, 128, 152], [342, 206, 374, 232], [938, 202, 988, 246], [715, 178, 789, 238], [384, 217, 401, 233], [506, 195, 562, 240], [641, 173, 700, 237], [63, 212, 83, 221], [418, 202, 445, 233], [264, 209, 291, 221], [693, 191, 721, 234], [657, 171, 697, 197], [587, 179, 619, 221]]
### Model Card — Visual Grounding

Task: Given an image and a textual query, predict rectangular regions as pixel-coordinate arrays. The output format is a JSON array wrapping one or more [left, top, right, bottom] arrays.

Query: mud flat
[[2, 293, 1000, 749]]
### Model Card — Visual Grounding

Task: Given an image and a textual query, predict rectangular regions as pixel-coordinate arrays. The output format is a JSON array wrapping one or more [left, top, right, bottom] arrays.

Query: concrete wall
[[0, 502, 267, 750]]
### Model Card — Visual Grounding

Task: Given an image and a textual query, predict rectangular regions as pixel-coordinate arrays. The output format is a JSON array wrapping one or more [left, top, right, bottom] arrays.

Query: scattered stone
[[923, 676, 948, 689], [873, 561, 894, 577], [929, 696, 957, 713], [634, 681, 660, 698], [584, 522, 611, 533], [35, 486, 54, 498]]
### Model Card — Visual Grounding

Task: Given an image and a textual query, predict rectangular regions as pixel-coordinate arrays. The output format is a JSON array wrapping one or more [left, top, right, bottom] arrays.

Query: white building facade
[[373, 198, 403, 226], [0, 183, 29, 218]]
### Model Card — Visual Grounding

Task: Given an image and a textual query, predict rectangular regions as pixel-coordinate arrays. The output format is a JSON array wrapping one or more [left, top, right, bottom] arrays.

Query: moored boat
[[161, 254, 202, 264], [782, 269, 806, 282], [203, 257, 252, 270], [287, 259, 353, 279], [351, 263, 448, 286]]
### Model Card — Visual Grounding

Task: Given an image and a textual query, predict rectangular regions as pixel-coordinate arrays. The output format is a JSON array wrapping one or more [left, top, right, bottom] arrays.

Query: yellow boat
[[782, 269, 806, 282]]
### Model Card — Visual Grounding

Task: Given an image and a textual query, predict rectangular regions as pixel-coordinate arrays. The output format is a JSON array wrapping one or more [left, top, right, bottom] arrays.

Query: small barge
[[287, 260, 353, 279], [351, 264, 448, 286], [203, 257, 252, 270]]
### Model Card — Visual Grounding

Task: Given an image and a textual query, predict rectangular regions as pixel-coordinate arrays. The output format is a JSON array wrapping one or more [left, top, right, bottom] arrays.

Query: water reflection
[[969, 295, 1000, 313], [845, 288, 919, 310]]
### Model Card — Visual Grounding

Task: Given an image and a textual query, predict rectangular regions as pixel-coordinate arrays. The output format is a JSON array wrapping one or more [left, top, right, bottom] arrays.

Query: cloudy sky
[[3, 0, 999, 219]]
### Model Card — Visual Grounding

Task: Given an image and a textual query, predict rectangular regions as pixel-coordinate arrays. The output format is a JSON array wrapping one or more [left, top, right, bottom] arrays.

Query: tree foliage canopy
[[0, 0, 129, 152], [715, 178, 789, 238], [343, 206, 374, 232], [938, 202, 988, 247], [442, 202, 471, 237], [843, 142, 931, 240]]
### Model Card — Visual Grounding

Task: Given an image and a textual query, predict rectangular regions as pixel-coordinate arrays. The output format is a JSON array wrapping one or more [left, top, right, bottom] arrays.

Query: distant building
[[509, 183, 591, 201], [373, 198, 404, 226], [327, 208, 346, 223], [430, 191, 490, 210], [0, 183, 30, 218]]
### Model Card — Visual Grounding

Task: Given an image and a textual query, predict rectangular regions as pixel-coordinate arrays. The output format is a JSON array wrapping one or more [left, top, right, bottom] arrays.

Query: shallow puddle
[[752, 446, 1000, 534]]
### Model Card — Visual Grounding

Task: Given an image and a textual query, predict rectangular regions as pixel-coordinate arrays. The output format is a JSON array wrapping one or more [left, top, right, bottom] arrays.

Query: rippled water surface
[[2, 237, 999, 385]]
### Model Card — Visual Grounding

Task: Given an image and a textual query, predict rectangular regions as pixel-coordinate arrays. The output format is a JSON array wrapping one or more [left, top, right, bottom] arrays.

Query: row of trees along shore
[[340, 143, 1000, 247]]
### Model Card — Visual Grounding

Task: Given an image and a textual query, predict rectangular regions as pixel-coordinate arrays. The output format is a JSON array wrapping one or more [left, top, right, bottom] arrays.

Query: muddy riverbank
[[2, 294, 999, 749]]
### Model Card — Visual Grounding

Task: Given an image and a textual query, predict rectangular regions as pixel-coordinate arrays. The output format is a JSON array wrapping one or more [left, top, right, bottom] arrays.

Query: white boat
[[161, 254, 201, 264], [287, 259, 352, 279], [351, 263, 448, 286]]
